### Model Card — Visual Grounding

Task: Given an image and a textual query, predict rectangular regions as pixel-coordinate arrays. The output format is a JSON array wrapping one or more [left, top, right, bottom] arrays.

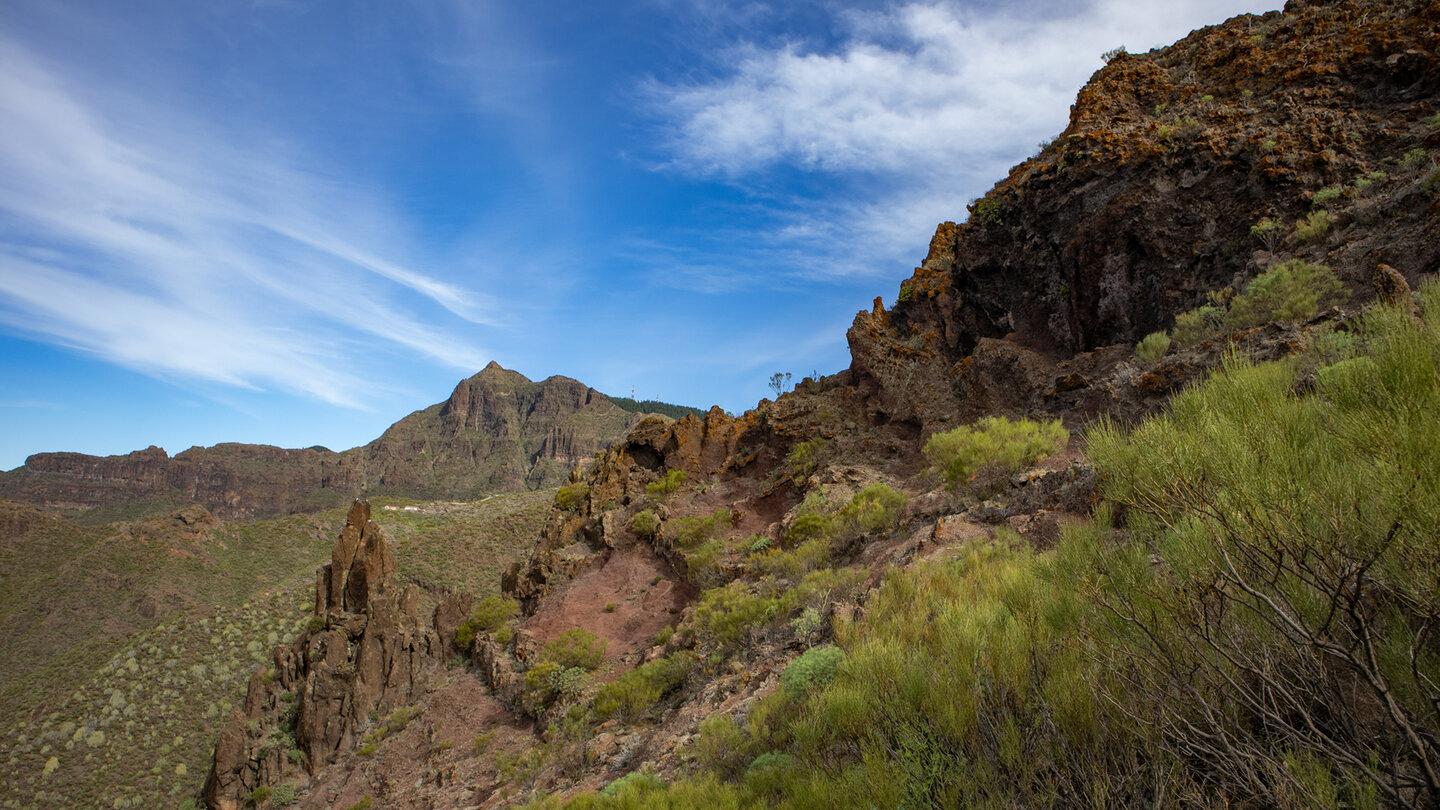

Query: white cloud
[[0, 36, 491, 404], [647, 0, 1279, 280], [655, 0, 1274, 177]]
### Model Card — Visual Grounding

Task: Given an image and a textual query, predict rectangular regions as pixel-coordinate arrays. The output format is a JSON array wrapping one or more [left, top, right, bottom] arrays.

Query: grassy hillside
[[502, 282, 1440, 809], [0, 491, 552, 810]]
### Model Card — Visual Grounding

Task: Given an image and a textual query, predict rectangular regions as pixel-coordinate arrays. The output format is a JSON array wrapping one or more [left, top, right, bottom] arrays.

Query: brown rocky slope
[[0, 363, 654, 521], [201, 0, 1440, 806]]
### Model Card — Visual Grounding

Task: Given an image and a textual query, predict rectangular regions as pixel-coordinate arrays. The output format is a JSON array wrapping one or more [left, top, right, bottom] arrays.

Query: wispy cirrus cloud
[[0, 35, 491, 406]]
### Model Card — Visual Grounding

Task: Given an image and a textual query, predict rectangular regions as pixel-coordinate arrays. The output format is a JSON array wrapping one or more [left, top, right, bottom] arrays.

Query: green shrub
[[695, 714, 750, 777], [601, 770, 665, 797], [455, 595, 519, 650], [593, 652, 696, 722], [1171, 304, 1224, 347], [1086, 283, 1440, 807], [970, 196, 1003, 226], [524, 660, 588, 706], [751, 539, 830, 579], [555, 483, 589, 512], [1293, 208, 1332, 243], [923, 416, 1068, 487], [248, 786, 273, 804], [344, 799, 372, 810], [1400, 146, 1429, 171], [683, 539, 726, 586], [695, 568, 860, 646], [836, 483, 907, 536], [1250, 216, 1283, 252], [541, 628, 607, 671], [1223, 259, 1347, 329], [1135, 330, 1172, 362], [667, 508, 732, 549], [785, 438, 827, 480], [270, 784, 298, 806], [781, 510, 836, 546], [770, 541, 1119, 808], [629, 509, 660, 537], [1311, 184, 1344, 207], [780, 646, 846, 698], [1424, 165, 1440, 196], [646, 469, 686, 497], [747, 535, 772, 553], [1353, 170, 1387, 195]]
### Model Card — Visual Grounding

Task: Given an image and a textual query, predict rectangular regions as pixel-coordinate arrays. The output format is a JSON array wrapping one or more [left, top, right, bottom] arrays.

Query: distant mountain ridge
[[0, 362, 679, 520]]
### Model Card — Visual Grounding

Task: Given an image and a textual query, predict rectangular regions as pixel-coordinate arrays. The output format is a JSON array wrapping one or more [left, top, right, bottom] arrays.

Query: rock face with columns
[[202, 500, 453, 810]]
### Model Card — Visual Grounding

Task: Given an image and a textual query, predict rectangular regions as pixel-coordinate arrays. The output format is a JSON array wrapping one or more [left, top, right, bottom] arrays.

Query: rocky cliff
[[850, 0, 1439, 428], [202, 500, 449, 809], [0, 363, 650, 521]]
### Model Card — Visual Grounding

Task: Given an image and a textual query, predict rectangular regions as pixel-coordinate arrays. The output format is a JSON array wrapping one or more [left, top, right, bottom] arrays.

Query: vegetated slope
[[0, 491, 549, 810], [200, 1, 1440, 808], [0, 363, 662, 522]]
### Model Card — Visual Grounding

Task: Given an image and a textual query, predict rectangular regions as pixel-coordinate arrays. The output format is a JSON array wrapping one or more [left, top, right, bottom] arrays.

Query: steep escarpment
[[0, 364, 650, 521]]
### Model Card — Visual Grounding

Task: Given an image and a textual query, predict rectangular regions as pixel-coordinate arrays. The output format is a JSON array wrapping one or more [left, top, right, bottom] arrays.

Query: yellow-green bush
[[1293, 208, 1332, 242], [779, 646, 845, 698], [1087, 281, 1440, 807], [923, 416, 1067, 487], [1223, 259, 1347, 329], [1170, 303, 1224, 346], [785, 438, 827, 480], [592, 652, 695, 722], [556, 483, 589, 512], [667, 508, 732, 549], [1134, 330, 1171, 362], [629, 509, 660, 537], [541, 628, 607, 671], [646, 469, 686, 497], [455, 595, 519, 650]]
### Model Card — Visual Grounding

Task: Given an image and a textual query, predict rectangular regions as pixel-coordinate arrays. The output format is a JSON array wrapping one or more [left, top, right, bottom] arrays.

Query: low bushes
[[646, 469, 686, 497], [629, 509, 660, 537], [1223, 259, 1347, 328], [779, 645, 845, 698], [1134, 330, 1171, 362], [455, 595, 519, 651], [555, 483, 589, 512], [592, 652, 696, 722], [923, 416, 1067, 487]]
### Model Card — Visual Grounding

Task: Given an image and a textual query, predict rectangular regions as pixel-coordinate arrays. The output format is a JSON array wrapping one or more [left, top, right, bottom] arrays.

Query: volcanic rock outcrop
[[202, 500, 447, 809], [851, 0, 1440, 428]]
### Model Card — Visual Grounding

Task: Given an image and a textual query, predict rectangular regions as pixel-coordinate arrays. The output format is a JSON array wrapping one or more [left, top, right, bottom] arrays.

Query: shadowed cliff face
[[850, 0, 1440, 427], [0, 363, 646, 520]]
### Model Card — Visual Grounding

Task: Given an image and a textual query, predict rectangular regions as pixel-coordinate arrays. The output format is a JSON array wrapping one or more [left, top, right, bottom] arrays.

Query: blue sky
[[0, 0, 1280, 471]]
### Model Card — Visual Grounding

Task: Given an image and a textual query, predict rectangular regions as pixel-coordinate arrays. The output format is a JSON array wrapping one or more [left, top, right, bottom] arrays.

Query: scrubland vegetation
[[0, 493, 544, 810], [513, 282, 1440, 808]]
